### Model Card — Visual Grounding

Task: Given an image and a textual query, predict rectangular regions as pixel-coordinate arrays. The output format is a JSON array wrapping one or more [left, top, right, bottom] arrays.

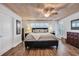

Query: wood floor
[[2, 40, 79, 56]]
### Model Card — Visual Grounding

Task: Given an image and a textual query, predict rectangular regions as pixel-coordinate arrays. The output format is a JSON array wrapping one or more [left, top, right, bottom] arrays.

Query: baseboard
[[1, 41, 22, 56], [61, 37, 66, 40], [0, 46, 12, 56], [60, 37, 67, 43], [0, 40, 22, 56], [12, 40, 22, 48]]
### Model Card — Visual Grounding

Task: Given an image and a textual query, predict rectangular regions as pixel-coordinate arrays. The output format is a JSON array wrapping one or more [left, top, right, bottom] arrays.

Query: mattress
[[25, 33, 58, 41]]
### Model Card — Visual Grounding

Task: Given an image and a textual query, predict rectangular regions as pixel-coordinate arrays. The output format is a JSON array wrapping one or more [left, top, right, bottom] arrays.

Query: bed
[[24, 28, 58, 49]]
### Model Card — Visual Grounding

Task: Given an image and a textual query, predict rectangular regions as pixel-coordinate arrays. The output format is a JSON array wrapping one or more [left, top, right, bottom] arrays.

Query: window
[[31, 23, 48, 28]]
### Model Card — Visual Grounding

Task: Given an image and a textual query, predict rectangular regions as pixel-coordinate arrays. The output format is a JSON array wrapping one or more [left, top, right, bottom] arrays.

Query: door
[[0, 16, 3, 55], [58, 22, 65, 37], [0, 13, 13, 55]]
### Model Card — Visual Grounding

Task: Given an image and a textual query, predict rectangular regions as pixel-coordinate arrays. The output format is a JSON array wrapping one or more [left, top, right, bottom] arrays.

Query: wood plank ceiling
[[3, 3, 79, 21]]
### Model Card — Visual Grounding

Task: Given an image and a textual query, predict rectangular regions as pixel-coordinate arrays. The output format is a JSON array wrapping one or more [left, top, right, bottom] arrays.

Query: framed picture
[[71, 19, 79, 30], [16, 20, 21, 34]]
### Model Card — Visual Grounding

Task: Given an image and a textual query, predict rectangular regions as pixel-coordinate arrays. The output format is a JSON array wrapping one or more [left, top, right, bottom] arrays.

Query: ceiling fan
[[42, 6, 58, 17], [34, 3, 68, 17]]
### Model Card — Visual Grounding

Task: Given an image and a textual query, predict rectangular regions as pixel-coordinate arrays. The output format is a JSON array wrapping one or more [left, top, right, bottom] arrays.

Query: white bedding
[[30, 33, 51, 40], [25, 33, 58, 41]]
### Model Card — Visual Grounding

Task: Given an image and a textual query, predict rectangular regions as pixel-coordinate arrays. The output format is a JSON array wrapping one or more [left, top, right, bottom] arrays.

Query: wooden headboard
[[32, 28, 48, 33]]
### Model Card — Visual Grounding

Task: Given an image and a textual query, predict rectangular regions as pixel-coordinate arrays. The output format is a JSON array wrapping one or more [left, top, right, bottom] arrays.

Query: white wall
[[12, 18, 22, 47], [58, 12, 79, 38], [0, 4, 22, 55]]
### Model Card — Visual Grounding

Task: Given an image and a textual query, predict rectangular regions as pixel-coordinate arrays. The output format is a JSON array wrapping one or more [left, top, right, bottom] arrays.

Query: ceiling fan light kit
[[43, 8, 58, 17]]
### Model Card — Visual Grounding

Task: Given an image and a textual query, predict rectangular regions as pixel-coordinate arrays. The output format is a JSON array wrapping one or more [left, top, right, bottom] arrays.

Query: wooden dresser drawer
[[66, 32, 79, 48]]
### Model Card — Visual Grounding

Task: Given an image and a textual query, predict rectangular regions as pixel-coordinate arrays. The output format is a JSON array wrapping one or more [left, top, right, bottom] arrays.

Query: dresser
[[66, 32, 79, 48]]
